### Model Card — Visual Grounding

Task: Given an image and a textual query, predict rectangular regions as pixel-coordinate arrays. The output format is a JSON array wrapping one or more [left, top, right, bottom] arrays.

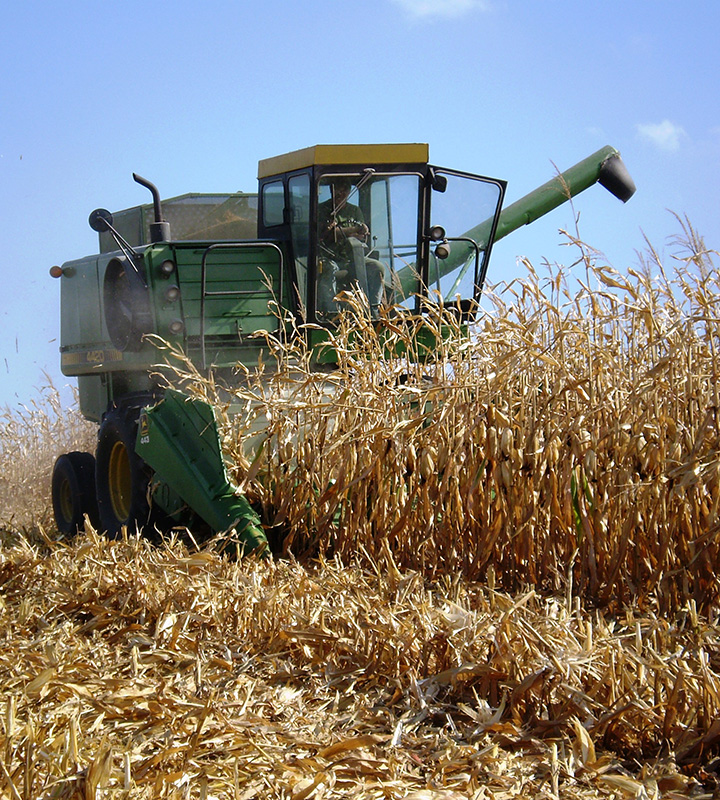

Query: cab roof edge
[[257, 143, 430, 179]]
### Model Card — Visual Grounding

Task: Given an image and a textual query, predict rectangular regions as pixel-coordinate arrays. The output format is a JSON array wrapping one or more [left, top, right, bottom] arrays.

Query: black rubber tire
[[95, 406, 154, 537], [51, 451, 100, 536]]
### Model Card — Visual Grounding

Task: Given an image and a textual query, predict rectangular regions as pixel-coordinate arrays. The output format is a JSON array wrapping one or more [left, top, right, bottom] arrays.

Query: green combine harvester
[[50, 143, 635, 553]]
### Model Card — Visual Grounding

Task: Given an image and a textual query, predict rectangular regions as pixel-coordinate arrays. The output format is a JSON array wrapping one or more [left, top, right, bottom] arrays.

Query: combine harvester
[[50, 143, 635, 553]]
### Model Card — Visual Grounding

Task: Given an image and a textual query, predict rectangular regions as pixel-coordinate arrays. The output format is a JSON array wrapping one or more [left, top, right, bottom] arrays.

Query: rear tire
[[95, 407, 155, 538], [51, 451, 100, 536]]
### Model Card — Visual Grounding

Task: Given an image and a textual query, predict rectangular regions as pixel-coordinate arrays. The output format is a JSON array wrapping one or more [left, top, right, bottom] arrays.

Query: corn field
[[159, 219, 720, 615], [0, 384, 95, 535]]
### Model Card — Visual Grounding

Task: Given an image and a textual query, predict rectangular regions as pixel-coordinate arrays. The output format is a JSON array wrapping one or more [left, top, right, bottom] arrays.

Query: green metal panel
[[173, 244, 283, 337], [160, 241, 287, 368], [135, 389, 268, 556], [58, 255, 104, 367], [76, 375, 108, 423], [60, 238, 289, 417]]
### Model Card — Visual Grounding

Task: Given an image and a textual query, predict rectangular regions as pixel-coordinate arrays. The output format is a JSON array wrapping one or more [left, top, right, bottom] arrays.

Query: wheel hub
[[108, 441, 132, 523]]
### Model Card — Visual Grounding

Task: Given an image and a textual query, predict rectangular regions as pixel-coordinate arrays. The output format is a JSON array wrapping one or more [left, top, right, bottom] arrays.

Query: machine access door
[[426, 169, 505, 305]]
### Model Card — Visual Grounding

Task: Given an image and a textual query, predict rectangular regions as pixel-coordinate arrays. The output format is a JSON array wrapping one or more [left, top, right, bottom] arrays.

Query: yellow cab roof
[[257, 144, 429, 179]]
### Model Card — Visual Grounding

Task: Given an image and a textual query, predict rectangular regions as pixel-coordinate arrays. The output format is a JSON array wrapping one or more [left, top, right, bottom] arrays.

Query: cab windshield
[[316, 172, 421, 318], [313, 168, 503, 319]]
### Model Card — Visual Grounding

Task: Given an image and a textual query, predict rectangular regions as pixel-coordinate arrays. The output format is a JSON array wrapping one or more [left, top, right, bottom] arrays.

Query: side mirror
[[429, 168, 448, 193], [89, 208, 114, 232]]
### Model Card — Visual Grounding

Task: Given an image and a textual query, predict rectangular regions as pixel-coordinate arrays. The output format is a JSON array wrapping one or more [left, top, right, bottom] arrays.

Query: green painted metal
[[135, 388, 268, 556], [58, 240, 288, 419]]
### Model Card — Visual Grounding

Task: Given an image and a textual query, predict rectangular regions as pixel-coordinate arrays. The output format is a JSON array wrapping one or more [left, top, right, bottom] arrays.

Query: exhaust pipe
[[133, 173, 171, 243]]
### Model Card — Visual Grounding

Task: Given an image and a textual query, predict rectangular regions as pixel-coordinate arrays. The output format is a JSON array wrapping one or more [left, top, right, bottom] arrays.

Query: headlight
[[164, 285, 180, 302]]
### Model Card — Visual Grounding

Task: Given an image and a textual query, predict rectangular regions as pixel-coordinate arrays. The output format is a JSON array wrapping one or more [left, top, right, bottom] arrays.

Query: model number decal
[[60, 348, 124, 367]]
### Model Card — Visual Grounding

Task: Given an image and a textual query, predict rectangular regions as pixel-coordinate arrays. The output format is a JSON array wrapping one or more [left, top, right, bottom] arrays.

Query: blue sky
[[1, 0, 718, 408]]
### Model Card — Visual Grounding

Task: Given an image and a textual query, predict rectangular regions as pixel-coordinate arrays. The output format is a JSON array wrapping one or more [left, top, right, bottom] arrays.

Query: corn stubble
[[2, 225, 720, 796], [0, 534, 715, 798]]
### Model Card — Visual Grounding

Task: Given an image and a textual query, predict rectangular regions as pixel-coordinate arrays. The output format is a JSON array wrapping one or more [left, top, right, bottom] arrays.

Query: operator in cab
[[317, 176, 385, 316]]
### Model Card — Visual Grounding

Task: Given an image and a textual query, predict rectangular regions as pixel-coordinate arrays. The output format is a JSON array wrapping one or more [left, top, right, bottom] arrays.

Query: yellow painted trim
[[258, 143, 429, 179], [61, 348, 123, 367]]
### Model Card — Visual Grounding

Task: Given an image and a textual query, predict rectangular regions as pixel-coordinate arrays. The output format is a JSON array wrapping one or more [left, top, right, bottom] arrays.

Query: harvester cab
[[255, 143, 506, 322], [50, 142, 635, 549]]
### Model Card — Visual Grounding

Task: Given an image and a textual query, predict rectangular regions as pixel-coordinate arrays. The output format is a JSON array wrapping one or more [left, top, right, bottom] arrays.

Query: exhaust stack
[[133, 173, 171, 243]]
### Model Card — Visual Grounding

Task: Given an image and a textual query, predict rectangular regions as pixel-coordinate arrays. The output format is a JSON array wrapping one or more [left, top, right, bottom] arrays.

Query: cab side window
[[262, 180, 285, 228]]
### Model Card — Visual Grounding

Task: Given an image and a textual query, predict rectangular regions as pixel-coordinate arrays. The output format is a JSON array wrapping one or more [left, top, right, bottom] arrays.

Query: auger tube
[[490, 145, 635, 245]]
